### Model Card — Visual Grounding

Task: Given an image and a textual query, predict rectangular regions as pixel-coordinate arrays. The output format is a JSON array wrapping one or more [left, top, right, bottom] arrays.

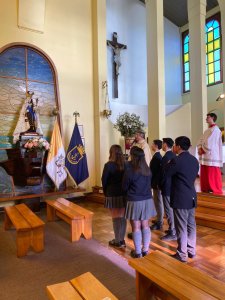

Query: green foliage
[[113, 112, 145, 137]]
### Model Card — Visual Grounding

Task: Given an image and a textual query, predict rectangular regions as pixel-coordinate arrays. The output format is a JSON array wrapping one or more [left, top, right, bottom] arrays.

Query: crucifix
[[107, 32, 127, 98]]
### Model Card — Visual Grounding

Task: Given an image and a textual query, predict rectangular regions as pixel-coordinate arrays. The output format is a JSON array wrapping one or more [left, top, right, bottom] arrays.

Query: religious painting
[[0, 45, 58, 154]]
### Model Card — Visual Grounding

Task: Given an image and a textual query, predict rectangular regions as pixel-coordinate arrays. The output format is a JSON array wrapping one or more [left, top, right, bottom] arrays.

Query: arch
[[0, 42, 62, 149], [205, 14, 222, 85]]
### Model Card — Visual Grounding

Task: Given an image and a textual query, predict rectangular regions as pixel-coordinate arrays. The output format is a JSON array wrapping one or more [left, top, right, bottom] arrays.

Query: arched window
[[182, 14, 222, 93], [0, 45, 58, 149], [205, 15, 222, 85]]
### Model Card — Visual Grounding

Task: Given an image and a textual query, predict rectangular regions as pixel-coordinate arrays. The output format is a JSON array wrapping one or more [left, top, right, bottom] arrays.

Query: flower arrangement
[[113, 112, 145, 137], [24, 137, 50, 151]]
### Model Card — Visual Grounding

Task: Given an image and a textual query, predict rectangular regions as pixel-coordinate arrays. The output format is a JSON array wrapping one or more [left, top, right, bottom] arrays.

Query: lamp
[[216, 93, 225, 101], [102, 81, 112, 118]]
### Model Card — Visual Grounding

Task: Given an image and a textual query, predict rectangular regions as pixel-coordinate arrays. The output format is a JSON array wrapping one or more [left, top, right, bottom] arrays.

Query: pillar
[[187, 0, 207, 145], [146, 0, 166, 141]]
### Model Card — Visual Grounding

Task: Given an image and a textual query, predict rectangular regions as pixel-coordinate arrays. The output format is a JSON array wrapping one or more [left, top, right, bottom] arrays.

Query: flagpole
[[53, 108, 59, 192], [64, 167, 78, 188]]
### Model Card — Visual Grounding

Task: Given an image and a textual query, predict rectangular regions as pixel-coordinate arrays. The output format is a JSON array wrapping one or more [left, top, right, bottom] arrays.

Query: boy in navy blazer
[[159, 138, 177, 241], [165, 136, 199, 262], [150, 139, 164, 230]]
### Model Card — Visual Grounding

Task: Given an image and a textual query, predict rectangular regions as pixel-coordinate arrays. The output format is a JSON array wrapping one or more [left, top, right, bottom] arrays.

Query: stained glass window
[[182, 14, 222, 93], [205, 16, 221, 85], [0, 46, 57, 149], [182, 32, 190, 93]]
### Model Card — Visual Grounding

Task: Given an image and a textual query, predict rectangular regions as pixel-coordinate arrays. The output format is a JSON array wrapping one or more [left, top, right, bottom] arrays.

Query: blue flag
[[65, 123, 89, 185]]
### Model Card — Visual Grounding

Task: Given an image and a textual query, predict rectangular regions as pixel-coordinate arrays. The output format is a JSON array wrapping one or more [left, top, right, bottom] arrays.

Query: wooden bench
[[4, 203, 44, 257], [45, 198, 93, 242], [46, 271, 118, 300], [129, 250, 225, 300]]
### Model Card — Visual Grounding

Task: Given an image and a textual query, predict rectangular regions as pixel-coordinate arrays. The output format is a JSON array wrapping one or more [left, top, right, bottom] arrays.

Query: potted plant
[[114, 112, 145, 150]]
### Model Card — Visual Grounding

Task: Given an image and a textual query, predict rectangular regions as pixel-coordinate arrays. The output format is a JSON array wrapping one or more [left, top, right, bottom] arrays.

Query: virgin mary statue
[[13, 91, 43, 143]]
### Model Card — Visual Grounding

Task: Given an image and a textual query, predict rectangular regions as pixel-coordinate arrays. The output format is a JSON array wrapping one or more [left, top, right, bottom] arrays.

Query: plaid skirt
[[125, 198, 156, 220], [104, 196, 126, 209]]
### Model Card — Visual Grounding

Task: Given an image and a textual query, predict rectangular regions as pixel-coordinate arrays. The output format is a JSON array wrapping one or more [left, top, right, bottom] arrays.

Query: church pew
[[4, 203, 44, 257], [46, 272, 118, 300], [45, 198, 93, 242], [46, 281, 82, 300], [129, 250, 225, 300]]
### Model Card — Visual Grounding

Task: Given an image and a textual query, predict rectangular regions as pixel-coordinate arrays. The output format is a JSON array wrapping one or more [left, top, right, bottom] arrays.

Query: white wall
[[106, 0, 146, 105], [182, 83, 224, 128], [164, 18, 182, 105], [106, 0, 182, 112]]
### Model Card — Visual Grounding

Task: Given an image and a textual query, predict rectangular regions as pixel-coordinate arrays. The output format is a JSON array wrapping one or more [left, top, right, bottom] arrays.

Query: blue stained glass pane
[[206, 65, 208, 75], [206, 20, 214, 30], [215, 61, 220, 72], [184, 63, 189, 72], [213, 20, 219, 29], [206, 56, 208, 64], [214, 49, 220, 61], [0, 48, 26, 78], [185, 82, 190, 91], [214, 28, 220, 39], [215, 71, 221, 82], [184, 35, 189, 43], [27, 49, 53, 83], [184, 44, 189, 53], [206, 75, 208, 85], [185, 72, 189, 82]]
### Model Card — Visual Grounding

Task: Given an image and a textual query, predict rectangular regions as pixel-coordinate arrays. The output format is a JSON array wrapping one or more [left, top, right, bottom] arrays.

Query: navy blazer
[[159, 150, 176, 196], [150, 151, 162, 189], [164, 151, 199, 209], [122, 162, 152, 202], [101, 161, 125, 197]]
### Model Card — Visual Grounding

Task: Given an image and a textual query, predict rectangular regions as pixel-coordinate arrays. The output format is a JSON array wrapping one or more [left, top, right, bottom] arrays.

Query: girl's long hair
[[130, 146, 150, 176], [109, 144, 125, 171]]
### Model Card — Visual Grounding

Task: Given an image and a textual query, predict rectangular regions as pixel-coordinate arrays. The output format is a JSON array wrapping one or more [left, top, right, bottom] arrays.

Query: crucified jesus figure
[[108, 43, 126, 76]]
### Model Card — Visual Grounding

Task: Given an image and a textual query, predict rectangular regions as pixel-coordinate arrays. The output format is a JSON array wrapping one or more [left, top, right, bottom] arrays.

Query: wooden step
[[197, 192, 225, 204], [196, 206, 225, 217], [196, 212, 225, 230], [85, 192, 104, 204], [197, 200, 225, 210]]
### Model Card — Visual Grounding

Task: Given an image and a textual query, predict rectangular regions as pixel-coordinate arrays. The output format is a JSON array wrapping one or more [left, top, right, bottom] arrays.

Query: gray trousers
[[162, 195, 175, 233], [174, 208, 196, 261], [152, 189, 164, 225]]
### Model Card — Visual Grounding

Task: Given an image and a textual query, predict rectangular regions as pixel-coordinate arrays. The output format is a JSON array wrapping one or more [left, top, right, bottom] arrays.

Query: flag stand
[[73, 111, 80, 124]]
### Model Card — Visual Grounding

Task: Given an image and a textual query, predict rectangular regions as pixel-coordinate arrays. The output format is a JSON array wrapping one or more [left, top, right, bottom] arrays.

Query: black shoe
[[130, 250, 142, 258], [171, 253, 187, 263], [160, 233, 177, 241], [120, 240, 126, 248], [188, 253, 196, 258], [109, 239, 126, 248], [127, 232, 133, 239], [150, 223, 163, 230], [142, 250, 149, 257]]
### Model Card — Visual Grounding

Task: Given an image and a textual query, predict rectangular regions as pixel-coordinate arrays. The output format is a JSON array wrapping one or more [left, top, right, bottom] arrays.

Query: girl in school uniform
[[101, 144, 127, 248], [123, 146, 155, 258]]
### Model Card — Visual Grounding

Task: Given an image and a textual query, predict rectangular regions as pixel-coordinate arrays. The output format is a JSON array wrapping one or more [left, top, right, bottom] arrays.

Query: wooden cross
[[107, 32, 127, 98]]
